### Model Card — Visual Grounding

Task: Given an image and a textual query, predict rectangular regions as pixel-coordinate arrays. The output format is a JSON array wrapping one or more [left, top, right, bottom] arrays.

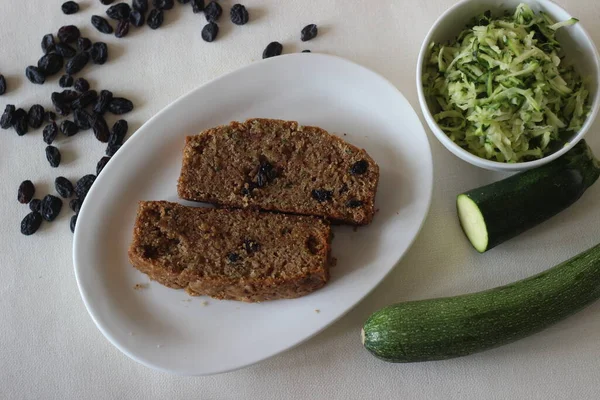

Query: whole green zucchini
[[458, 140, 600, 253], [362, 243, 600, 362]]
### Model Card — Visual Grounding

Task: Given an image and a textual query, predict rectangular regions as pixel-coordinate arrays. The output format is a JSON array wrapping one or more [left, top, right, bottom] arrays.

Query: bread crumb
[[343, 133, 347, 136], [202, 301, 209, 306], [134, 283, 149, 290], [315, 309, 320, 313]]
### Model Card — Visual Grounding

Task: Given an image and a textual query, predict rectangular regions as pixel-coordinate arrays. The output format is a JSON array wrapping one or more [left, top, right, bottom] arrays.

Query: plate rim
[[72, 53, 434, 376]]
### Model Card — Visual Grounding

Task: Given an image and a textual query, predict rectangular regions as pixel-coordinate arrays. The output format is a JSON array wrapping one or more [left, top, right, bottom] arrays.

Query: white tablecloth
[[2, 1, 600, 399]]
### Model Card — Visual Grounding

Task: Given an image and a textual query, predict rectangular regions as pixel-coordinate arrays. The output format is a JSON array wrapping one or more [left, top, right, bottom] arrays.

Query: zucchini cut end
[[457, 194, 488, 252]]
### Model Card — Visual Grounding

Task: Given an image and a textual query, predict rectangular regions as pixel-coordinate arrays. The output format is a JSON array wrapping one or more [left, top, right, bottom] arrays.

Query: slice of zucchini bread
[[177, 118, 379, 225], [128, 201, 332, 302]]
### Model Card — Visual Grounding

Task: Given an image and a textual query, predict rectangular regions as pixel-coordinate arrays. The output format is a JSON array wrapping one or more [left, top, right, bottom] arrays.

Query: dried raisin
[[204, 1, 222, 22], [40, 194, 63, 221], [29, 199, 42, 213], [41, 34, 55, 54], [350, 160, 368, 175], [311, 189, 333, 202], [62, 1, 80, 14], [227, 253, 240, 263], [201, 22, 219, 42], [108, 97, 133, 114], [243, 239, 260, 254], [43, 122, 59, 144], [115, 19, 130, 38], [345, 199, 363, 208], [108, 119, 128, 146], [153, 0, 174, 10], [92, 114, 110, 142], [55, 176, 74, 198], [93, 90, 113, 114], [59, 74, 74, 87], [75, 174, 96, 199], [302, 49, 311, 53], [90, 42, 108, 64], [21, 212, 43, 236], [18, 180, 35, 204], [0, 75, 6, 95], [301, 24, 318, 42], [60, 90, 80, 103], [191, 0, 204, 13], [54, 43, 77, 58], [178, 0, 190, 3], [100, 0, 115, 4], [1, 105, 15, 129], [51, 92, 70, 116], [58, 25, 81, 43], [12, 108, 28, 136], [77, 37, 92, 51], [147, 8, 164, 29], [91, 15, 114, 34], [230, 4, 249, 25], [61, 120, 79, 137], [25, 66, 46, 85], [129, 10, 145, 27], [71, 90, 98, 109], [74, 108, 93, 130], [133, 0, 149, 13], [70, 214, 78, 233], [65, 52, 90, 75], [38, 53, 64, 76], [262, 42, 282, 59], [106, 142, 121, 156], [96, 156, 111, 175], [73, 77, 90, 92], [46, 146, 62, 167], [27, 105, 45, 129], [106, 3, 131, 20], [69, 197, 83, 213], [44, 111, 57, 122]]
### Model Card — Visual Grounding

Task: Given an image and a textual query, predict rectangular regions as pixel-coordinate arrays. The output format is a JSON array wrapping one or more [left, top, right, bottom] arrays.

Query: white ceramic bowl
[[416, 0, 600, 171]]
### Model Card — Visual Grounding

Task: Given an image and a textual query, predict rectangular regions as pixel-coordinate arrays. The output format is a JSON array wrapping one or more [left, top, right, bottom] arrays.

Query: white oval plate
[[73, 53, 433, 376]]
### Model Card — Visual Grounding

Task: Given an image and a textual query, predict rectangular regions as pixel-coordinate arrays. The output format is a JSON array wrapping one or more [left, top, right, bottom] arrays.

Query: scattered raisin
[[75, 174, 96, 199], [38, 53, 64, 76], [107, 3, 131, 20], [132, 0, 149, 13], [0, 75, 6, 95], [108, 97, 134, 114], [51, 92, 70, 116], [201, 22, 219, 42], [40, 194, 63, 221], [72, 90, 98, 109], [101, 0, 115, 4], [55, 176, 75, 198], [62, 1, 80, 14], [230, 4, 249, 25], [204, 1, 222, 22], [311, 189, 333, 202], [262, 42, 283, 59], [129, 10, 145, 27], [96, 156, 111, 175], [191, 0, 204, 13], [301, 24, 318, 41], [46, 146, 62, 167], [25, 66, 46, 85], [350, 160, 368, 175], [27, 105, 45, 129], [73, 77, 90, 92], [91, 15, 114, 34], [243, 239, 260, 254], [44, 111, 57, 122], [65, 51, 90, 75], [93, 90, 113, 114], [106, 142, 121, 156], [90, 42, 109, 64], [147, 8, 164, 29], [74, 108, 93, 130], [54, 43, 77, 58], [227, 253, 240, 263], [18, 180, 35, 204], [61, 120, 79, 137], [58, 25, 81, 43], [12, 108, 28, 136], [43, 122, 59, 144], [1, 105, 15, 129], [70, 214, 78, 233], [153, 0, 174, 10], [21, 212, 43, 236], [92, 114, 110, 142], [41, 34, 55, 54], [302, 49, 311, 53], [77, 37, 92, 51], [59, 74, 74, 87], [346, 199, 363, 208], [115, 19, 130, 38], [60, 90, 80, 103], [29, 199, 42, 213], [69, 197, 83, 213], [109, 119, 128, 146], [177, 0, 191, 3]]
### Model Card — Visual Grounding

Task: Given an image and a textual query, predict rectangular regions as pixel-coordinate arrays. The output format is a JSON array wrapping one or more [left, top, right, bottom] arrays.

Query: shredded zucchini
[[423, 4, 589, 162]]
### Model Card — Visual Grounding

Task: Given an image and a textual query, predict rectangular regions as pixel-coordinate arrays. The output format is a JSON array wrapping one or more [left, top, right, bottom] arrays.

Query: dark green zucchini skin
[[460, 140, 600, 252], [362, 243, 600, 363]]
